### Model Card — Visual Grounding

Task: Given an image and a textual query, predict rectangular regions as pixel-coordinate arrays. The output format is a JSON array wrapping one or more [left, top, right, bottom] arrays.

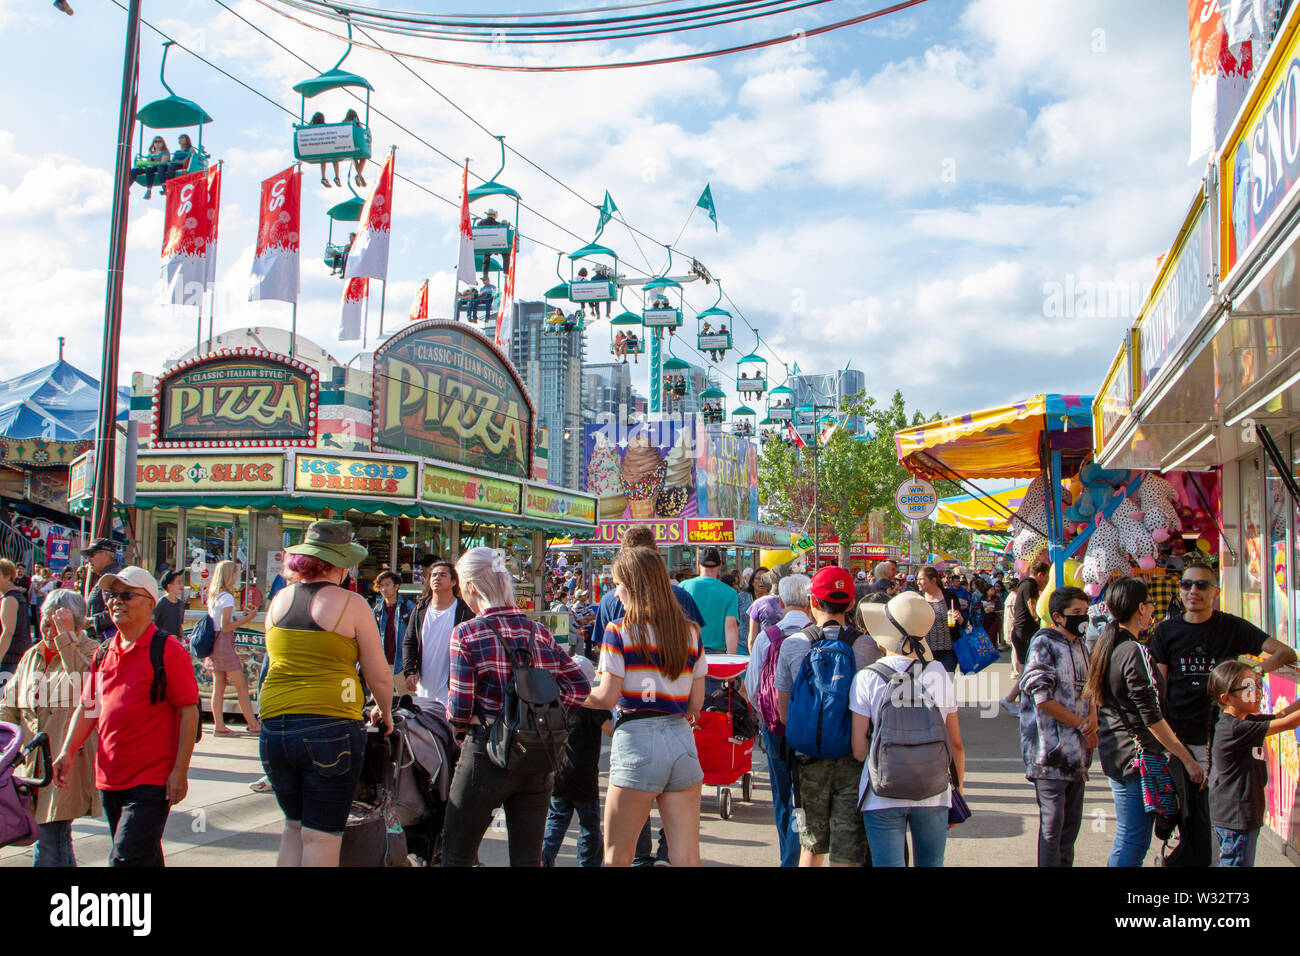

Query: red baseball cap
[[810, 565, 854, 603]]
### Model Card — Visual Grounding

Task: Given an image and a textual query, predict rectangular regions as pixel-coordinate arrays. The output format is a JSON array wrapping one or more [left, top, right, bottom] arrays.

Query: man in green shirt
[[681, 547, 740, 654]]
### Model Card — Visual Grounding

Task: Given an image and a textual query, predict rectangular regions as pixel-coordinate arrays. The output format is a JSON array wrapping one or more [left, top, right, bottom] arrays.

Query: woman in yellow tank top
[[258, 520, 393, 867]]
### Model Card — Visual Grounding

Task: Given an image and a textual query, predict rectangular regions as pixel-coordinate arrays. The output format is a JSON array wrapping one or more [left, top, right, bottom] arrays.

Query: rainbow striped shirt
[[598, 620, 708, 716]]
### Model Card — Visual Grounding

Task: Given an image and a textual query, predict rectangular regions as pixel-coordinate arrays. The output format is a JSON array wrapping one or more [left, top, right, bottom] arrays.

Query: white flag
[[1188, 0, 1253, 162], [456, 162, 477, 287], [339, 277, 368, 342], [494, 233, 517, 350], [344, 155, 393, 282], [1221, 0, 1278, 46]]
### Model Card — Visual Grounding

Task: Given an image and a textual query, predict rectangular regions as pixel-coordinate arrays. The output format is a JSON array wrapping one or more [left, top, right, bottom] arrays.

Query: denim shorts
[[260, 714, 366, 835], [610, 714, 703, 793]]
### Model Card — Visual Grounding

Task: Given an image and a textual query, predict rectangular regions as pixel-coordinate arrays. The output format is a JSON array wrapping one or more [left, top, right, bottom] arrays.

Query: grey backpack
[[864, 660, 952, 802]]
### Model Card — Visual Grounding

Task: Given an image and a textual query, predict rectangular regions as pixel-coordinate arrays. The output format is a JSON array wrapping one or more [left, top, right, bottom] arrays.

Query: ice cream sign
[[584, 423, 698, 522], [895, 477, 938, 520]]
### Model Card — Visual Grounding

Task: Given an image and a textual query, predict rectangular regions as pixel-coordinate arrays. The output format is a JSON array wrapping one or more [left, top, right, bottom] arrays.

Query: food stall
[[1090, 7, 1300, 859], [121, 323, 596, 712]]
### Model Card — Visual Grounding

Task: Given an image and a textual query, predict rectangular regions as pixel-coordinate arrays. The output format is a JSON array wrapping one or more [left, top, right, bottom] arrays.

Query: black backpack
[[93, 629, 202, 742], [480, 619, 569, 775]]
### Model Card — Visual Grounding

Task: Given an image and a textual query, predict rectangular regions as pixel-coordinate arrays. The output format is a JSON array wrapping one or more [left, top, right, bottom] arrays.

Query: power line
[[114, 0, 767, 397], [271, 0, 842, 45], [279, 0, 814, 30], [253, 0, 929, 72]]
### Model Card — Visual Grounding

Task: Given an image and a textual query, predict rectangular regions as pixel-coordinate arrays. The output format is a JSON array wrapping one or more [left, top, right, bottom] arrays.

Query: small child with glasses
[[1207, 660, 1300, 866]]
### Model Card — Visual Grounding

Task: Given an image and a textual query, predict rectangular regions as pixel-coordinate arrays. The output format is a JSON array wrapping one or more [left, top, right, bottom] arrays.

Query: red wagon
[[694, 654, 755, 820]]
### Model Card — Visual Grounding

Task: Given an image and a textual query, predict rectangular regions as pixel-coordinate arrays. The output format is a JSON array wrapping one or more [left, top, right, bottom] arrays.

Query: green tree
[[756, 388, 980, 568]]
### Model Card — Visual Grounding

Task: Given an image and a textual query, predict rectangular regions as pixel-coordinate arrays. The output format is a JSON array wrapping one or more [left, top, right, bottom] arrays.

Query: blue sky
[[0, 0, 1204, 420]]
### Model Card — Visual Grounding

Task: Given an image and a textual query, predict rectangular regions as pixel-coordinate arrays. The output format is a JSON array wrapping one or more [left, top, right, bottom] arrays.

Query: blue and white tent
[[0, 360, 129, 442]]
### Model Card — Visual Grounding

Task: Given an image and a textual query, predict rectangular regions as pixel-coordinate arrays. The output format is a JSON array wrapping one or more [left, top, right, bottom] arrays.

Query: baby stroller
[[694, 655, 757, 820], [0, 722, 51, 849], [340, 698, 456, 867]]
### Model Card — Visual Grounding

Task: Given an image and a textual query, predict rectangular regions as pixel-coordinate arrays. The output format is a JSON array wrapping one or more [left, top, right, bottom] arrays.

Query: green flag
[[596, 190, 618, 236], [791, 361, 801, 375], [696, 184, 718, 230]]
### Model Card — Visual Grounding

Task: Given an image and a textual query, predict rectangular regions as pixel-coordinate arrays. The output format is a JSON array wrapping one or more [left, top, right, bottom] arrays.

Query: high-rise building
[[496, 300, 586, 488], [583, 362, 634, 425], [790, 366, 866, 433]]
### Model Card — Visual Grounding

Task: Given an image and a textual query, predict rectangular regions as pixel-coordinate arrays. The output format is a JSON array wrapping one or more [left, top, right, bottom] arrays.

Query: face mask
[[1061, 614, 1089, 638]]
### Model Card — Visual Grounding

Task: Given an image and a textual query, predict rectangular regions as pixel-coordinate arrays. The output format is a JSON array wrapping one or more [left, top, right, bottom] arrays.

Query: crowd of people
[[1, 526, 1297, 871]]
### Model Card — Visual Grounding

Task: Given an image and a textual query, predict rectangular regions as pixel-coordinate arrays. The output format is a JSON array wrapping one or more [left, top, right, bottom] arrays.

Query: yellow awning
[[932, 485, 1030, 531], [895, 394, 1093, 481]]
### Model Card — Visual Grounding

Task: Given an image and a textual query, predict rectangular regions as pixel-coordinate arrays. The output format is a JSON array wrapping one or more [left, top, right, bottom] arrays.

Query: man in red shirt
[[52, 566, 199, 866]]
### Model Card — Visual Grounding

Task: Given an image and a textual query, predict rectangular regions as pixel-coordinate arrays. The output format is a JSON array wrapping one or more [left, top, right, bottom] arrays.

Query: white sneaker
[[1000, 699, 1019, 718]]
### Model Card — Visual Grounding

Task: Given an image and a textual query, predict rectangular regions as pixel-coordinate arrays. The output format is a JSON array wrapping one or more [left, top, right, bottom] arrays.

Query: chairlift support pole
[[92, 0, 142, 542]]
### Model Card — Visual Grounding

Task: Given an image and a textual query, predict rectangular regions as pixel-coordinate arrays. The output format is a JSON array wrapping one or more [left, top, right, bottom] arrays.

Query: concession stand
[[1090, 8, 1300, 859], [116, 322, 596, 711]]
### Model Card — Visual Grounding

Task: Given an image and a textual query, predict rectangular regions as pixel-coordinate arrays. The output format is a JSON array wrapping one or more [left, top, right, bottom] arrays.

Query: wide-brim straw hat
[[286, 520, 368, 569], [858, 590, 935, 661]]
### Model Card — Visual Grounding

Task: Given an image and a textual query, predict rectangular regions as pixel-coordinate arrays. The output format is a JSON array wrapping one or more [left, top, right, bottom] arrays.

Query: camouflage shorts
[[797, 755, 866, 864]]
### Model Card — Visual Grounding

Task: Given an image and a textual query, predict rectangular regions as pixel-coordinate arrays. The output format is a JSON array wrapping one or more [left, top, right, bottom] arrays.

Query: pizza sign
[[153, 348, 318, 448], [372, 322, 534, 479]]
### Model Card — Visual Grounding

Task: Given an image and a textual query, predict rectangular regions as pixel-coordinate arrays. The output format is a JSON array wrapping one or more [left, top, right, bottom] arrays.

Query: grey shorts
[[609, 714, 703, 793]]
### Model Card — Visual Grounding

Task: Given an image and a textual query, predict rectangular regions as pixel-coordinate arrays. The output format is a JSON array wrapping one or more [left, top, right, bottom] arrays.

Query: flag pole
[[672, 204, 695, 250], [91, 0, 142, 542], [377, 145, 395, 337], [291, 161, 301, 357]]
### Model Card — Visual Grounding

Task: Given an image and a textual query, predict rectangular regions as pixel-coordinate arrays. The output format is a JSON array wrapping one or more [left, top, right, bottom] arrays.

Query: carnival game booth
[[125, 323, 596, 713], [895, 395, 1094, 585], [1089, 6, 1300, 861]]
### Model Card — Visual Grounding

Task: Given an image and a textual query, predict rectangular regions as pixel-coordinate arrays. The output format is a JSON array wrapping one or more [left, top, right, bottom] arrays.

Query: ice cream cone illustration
[[620, 432, 666, 519], [657, 431, 696, 517]]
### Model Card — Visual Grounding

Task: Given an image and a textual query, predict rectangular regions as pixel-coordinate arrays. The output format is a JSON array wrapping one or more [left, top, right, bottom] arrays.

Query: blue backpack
[[785, 626, 856, 759], [189, 611, 216, 659]]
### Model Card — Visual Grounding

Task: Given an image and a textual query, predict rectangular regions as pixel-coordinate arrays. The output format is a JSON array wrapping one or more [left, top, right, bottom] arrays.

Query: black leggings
[[440, 738, 553, 867]]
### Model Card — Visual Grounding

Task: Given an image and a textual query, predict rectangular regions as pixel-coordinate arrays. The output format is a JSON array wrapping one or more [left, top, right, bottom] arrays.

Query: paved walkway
[[2, 654, 1291, 867]]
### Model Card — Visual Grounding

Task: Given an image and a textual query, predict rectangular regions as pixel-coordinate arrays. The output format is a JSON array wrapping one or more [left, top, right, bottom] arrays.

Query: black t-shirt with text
[[1147, 612, 1268, 745], [1209, 713, 1271, 831]]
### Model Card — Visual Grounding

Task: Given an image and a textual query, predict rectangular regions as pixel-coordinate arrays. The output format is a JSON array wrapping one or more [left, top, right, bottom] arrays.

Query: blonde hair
[[208, 560, 239, 607], [456, 547, 515, 610]]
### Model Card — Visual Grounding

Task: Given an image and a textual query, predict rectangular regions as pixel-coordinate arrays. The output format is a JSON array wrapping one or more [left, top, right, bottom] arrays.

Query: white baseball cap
[[96, 566, 160, 604]]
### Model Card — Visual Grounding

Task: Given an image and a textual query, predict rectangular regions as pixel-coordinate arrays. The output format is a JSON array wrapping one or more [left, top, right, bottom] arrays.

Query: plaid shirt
[[446, 606, 590, 726], [1145, 570, 1183, 630]]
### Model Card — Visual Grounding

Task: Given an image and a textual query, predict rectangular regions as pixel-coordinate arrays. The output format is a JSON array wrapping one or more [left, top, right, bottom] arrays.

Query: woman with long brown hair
[[584, 546, 708, 866], [1082, 576, 1204, 866]]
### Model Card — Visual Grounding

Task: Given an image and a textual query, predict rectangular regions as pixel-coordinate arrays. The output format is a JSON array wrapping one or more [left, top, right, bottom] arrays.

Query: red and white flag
[[819, 419, 839, 445], [339, 277, 369, 342], [786, 422, 807, 449], [409, 279, 429, 322], [344, 153, 394, 282], [161, 169, 213, 305], [249, 166, 301, 304], [203, 165, 222, 288], [1188, 0, 1252, 162], [456, 162, 477, 288], [494, 233, 518, 349]]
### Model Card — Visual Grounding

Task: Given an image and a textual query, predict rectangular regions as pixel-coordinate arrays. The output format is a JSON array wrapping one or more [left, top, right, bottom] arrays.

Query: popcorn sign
[[895, 477, 938, 521]]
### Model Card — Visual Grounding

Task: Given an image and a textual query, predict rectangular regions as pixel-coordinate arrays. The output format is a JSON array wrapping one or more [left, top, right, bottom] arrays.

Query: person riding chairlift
[[624, 332, 640, 363], [343, 109, 367, 188], [131, 135, 170, 199], [613, 330, 627, 360], [308, 112, 343, 188]]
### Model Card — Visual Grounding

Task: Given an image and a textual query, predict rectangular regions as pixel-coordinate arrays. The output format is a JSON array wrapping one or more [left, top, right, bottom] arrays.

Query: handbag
[[953, 623, 999, 675], [948, 762, 970, 825], [1106, 682, 1179, 819]]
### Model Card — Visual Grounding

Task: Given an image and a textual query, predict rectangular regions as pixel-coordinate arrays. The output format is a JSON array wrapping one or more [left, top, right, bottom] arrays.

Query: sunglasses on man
[[1178, 579, 1214, 592], [104, 588, 149, 603]]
